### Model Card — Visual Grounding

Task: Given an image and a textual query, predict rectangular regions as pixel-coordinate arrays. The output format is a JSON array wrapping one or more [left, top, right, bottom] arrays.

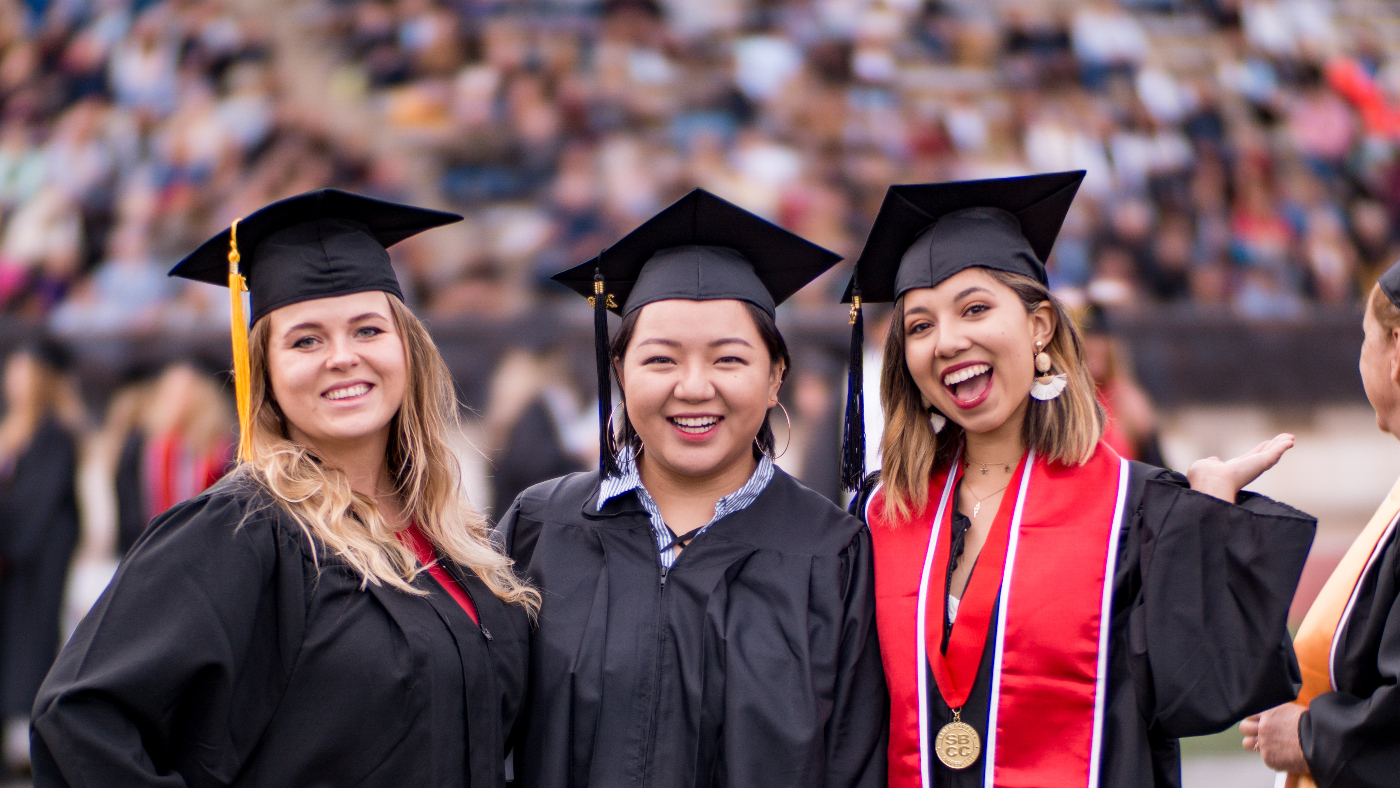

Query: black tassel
[[840, 287, 865, 492], [593, 268, 620, 478]]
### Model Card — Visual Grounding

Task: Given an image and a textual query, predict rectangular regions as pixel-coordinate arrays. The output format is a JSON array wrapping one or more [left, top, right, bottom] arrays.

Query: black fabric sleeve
[[1133, 473, 1315, 737], [824, 527, 889, 788], [1299, 566, 1400, 787], [30, 486, 306, 788], [5, 423, 76, 565]]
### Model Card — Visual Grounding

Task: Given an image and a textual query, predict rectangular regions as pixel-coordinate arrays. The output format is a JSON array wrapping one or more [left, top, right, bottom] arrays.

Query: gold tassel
[[228, 219, 253, 462]]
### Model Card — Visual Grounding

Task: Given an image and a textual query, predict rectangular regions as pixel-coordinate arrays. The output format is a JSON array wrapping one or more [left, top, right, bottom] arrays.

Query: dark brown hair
[[610, 301, 790, 460]]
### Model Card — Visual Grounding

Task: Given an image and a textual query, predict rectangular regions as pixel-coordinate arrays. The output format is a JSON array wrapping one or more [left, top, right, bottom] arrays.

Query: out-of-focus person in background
[[0, 340, 84, 777], [1243, 261, 1400, 787], [481, 345, 591, 518], [1080, 302, 1164, 466], [31, 190, 536, 788], [500, 190, 888, 788], [113, 360, 233, 555]]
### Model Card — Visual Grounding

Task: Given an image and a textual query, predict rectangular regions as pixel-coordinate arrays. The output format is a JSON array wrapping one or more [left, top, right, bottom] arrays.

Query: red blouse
[[400, 523, 479, 625]]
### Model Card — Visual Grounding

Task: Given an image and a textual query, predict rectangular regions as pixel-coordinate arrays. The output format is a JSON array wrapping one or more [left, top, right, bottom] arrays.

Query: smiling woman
[[498, 189, 889, 788], [31, 190, 535, 788], [844, 172, 1318, 788]]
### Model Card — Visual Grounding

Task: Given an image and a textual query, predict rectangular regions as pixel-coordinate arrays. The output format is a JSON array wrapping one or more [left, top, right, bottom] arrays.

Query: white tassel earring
[[1029, 341, 1067, 401], [929, 408, 947, 434]]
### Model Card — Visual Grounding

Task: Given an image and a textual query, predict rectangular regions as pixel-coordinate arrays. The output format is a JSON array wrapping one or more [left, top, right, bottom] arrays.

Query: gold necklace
[[965, 455, 1017, 475], [965, 480, 1009, 518]]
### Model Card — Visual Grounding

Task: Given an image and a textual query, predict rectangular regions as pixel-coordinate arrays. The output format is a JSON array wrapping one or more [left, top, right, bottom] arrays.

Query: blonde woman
[[842, 172, 1317, 788], [32, 190, 537, 788], [0, 340, 83, 775]]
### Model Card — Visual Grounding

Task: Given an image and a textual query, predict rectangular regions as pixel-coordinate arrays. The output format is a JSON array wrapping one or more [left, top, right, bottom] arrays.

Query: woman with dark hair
[[842, 172, 1316, 787], [0, 340, 83, 775], [32, 190, 536, 787], [497, 189, 888, 787]]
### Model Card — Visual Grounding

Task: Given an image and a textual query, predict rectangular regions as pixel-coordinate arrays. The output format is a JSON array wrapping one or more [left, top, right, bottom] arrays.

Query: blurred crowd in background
[[1, 0, 1400, 777], [0, 0, 1396, 325]]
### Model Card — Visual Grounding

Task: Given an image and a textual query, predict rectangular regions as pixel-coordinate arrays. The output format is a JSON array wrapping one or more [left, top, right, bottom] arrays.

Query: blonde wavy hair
[[879, 269, 1104, 520], [244, 293, 538, 611]]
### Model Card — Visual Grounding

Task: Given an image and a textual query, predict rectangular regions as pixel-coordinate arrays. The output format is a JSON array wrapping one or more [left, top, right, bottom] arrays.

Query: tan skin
[[616, 299, 784, 547], [903, 268, 1295, 599], [1240, 286, 1400, 774], [266, 290, 410, 530]]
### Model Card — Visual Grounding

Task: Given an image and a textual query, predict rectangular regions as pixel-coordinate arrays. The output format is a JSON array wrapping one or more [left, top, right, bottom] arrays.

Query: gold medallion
[[934, 710, 981, 770]]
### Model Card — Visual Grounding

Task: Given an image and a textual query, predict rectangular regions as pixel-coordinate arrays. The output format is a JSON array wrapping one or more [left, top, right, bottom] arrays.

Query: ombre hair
[[878, 269, 1104, 520], [244, 293, 538, 611]]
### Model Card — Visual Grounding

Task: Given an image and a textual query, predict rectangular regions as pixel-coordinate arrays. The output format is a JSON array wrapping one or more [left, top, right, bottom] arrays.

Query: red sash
[[869, 442, 1127, 788]]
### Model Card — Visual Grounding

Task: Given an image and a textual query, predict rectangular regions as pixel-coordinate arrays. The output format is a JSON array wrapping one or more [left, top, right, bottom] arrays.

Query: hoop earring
[[605, 401, 625, 457], [756, 401, 793, 460]]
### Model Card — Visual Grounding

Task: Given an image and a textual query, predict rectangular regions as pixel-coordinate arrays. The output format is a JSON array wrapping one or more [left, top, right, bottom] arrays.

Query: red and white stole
[[869, 442, 1129, 788]]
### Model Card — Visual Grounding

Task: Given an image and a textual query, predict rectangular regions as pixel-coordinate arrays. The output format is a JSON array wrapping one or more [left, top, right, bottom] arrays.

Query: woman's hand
[[1241, 703, 1310, 774], [1187, 433, 1295, 502]]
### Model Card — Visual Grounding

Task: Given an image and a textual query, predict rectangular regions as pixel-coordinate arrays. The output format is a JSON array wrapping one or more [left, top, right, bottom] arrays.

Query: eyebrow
[[955, 286, 991, 301], [282, 312, 388, 337], [633, 337, 755, 349]]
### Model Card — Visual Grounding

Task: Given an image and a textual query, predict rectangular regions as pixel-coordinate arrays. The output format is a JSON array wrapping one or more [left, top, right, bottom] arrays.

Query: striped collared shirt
[[597, 448, 775, 577]]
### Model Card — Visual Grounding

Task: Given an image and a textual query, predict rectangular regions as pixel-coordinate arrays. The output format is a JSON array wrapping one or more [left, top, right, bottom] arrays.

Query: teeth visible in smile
[[670, 416, 719, 433], [325, 383, 370, 400], [943, 364, 990, 387]]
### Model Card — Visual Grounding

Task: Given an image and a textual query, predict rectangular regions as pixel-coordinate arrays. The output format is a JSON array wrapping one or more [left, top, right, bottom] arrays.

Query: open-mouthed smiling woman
[[841, 172, 1318, 788], [31, 190, 536, 788], [496, 189, 889, 788]]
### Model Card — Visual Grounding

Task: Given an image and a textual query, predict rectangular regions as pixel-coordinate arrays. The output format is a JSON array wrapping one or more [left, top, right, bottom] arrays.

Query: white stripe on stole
[[981, 453, 1036, 787], [1330, 513, 1400, 692], [1086, 459, 1129, 788], [915, 450, 962, 788]]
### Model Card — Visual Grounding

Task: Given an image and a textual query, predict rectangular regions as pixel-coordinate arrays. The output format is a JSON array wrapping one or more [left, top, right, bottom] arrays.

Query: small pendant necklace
[[965, 456, 1017, 475], [966, 480, 1009, 519]]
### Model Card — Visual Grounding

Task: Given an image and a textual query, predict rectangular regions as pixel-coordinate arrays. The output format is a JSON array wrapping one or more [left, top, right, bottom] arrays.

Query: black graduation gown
[[859, 461, 1315, 788], [0, 418, 79, 721], [491, 399, 584, 521], [496, 467, 889, 788], [1300, 523, 1400, 787], [114, 431, 146, 557], [31, 470, 530, 788]]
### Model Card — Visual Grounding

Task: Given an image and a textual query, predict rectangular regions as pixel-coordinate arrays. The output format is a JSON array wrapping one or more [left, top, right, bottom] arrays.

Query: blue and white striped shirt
[[597, 448, 775, 577]]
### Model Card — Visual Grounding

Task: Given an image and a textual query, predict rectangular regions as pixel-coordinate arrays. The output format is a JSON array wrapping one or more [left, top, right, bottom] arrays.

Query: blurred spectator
[[0, 341, 84, 775], [1081, 304, 1162, 465], [112, 361, 233, 555]]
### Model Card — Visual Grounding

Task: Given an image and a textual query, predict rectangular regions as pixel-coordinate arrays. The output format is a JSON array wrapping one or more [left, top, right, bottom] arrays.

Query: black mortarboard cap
[[551, 188, 842, 318], [1380, 259, 1400, 310], [841, 170, 1084, 304], [837, 171, 1084, 491], [551, 188, 843, 477], [169, 188, 462, 324], [168, 188, 461, 462]]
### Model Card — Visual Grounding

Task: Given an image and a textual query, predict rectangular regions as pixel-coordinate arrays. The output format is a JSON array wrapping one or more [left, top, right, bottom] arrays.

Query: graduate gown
[[858, 458, 1316, 788], [31, 469, 530, 788], [0, 418, 79, 722], [1300, 522, 1400, 787], [496, 466, 889, 788]]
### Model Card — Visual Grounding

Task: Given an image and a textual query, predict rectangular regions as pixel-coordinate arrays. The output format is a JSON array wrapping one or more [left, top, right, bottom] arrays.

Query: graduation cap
[[1379, 259, 1400, 310], [551, 188, 843, 476], [169, 188, 462, 461], [838, 171, 1084, 491]]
